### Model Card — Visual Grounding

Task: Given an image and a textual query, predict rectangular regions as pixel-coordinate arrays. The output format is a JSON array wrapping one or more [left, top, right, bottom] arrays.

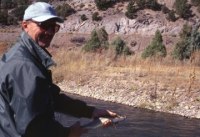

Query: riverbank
[[55, 54, 200, 119], [58, 81, 200, 119]]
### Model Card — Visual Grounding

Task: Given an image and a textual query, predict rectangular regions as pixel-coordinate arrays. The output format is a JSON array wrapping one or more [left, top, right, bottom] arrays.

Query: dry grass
[[52, 48, 200, 116], [52, 48, 200, 94]]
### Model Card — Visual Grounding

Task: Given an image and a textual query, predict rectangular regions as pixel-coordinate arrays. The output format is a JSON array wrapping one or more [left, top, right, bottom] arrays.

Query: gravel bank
[[58, 76, 200, 119]]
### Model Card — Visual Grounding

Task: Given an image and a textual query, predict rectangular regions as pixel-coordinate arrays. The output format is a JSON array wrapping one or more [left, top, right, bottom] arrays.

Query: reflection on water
[[56, 93, 200, 137]]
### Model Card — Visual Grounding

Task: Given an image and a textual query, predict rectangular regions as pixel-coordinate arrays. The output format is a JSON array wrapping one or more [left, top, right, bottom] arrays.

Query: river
[[55, 93, 200, 137]]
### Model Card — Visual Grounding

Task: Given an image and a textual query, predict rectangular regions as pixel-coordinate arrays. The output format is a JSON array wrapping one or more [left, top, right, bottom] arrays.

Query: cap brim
[[32, 15, 64, 23]]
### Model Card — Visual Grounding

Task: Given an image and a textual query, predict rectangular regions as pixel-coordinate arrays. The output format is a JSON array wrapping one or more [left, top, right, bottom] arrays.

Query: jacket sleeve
[[52, 84, 95, 118], [23, 113, 70, 137], [2, 60, 68, 136]]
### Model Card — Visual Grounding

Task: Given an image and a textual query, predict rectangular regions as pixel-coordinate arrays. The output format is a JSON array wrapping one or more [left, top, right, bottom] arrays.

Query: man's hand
[[92, 108, 117, 118], [92, 108, 118, 127], [68, 122, 87, 137]]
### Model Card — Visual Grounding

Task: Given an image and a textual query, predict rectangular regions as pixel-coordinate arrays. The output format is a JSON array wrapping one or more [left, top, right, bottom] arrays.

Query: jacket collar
[[20, 31, 56, 68]]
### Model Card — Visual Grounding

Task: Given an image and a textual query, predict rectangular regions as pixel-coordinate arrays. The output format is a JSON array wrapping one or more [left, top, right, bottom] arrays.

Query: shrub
[[135, 0, 161, 11], [135, 0, 146, 9], [166, 10, 176, 22], [171, 23, 200, 60], [0, 10, 8, 25], [92, 12, 102, 21], [80, 14, 88, 21], [96, 27, 108, 42], [83, 27, 109, 52], [125, 1, 138, 19], [56, 3, 75, 20], [94, 0, 116, 11], [10, 5, 28, 21], [1, 0, 14, 9], [172, 40, 191, 60], [123, 46, 133, 55], [142, 30, 166, 59], [161, 5, 170, 14], [112, 36, 125, 55], [83, 29, 101, 52], [173, 0, 191, 19], [145, 0, 161, 11], [191, 0, 200, 6], [112, 36, 133, 56]]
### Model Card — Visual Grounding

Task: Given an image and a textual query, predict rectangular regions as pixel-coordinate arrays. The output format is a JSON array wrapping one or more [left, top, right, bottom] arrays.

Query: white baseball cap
[[23, 2, 63, 23]]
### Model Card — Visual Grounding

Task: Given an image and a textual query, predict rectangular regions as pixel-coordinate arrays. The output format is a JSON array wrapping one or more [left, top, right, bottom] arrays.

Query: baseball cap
[[23, 2, 64, 23]]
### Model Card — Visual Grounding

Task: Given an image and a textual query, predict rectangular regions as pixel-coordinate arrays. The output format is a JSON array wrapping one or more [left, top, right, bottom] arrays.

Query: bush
[[83, 30, 101, 52], [112, 36, 133, 56], [172, 40, 191, 60], [135, 0, 146, 9], [92, 12, 102, 21], [56, 4, 75, 20], [135, 0, 161, 11], [94, 0, 116, 11], [10, 5, 28, 21], [80, 14, 88, 21], [112, 36, 125, 55], [174, 0, 191, 19], [125, 1, 138, 19], [191, 0, 200, 6], [1, 0, 15, 9], [145, 0, 161, 11], [82, 27, 109, 52], [161, 5, 170, 14], [171, 23, 200, 60], [166, 10, 176, 22], [0, 10, 8, 25], [142, 30, 166, 59]]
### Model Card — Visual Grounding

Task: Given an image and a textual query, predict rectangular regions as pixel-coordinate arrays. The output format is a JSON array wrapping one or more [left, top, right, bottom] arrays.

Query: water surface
[[56, 93, 200, 137]]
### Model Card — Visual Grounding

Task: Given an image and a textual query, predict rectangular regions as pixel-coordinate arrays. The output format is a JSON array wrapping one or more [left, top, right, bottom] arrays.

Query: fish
[[82, 115, 126, 129]]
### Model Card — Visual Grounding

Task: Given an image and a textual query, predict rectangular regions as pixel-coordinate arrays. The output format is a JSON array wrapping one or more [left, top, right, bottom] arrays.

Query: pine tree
[[142, 30, 166, 59], [83, 29, 101, 52], [174, 0, 191, 19], [171, 23, 200, 60]]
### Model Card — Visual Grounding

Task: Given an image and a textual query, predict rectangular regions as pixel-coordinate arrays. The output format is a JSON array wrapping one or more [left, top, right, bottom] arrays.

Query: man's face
[[22, 19, 60, 48]]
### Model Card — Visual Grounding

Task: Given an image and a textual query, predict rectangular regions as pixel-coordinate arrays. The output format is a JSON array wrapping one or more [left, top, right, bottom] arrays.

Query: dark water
[[56, 93, 200, 137]]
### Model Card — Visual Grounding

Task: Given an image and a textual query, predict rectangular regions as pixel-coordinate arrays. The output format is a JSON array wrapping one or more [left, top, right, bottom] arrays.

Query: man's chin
[[38, 42, 50, 48]]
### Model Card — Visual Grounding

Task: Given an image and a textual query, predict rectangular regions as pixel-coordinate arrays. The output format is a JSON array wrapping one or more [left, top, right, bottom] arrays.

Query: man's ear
[[21, 21, 28, 31]]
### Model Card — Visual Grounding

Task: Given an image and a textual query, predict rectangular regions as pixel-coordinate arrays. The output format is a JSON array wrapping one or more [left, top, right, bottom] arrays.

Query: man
[[0, 2, 117, 137]]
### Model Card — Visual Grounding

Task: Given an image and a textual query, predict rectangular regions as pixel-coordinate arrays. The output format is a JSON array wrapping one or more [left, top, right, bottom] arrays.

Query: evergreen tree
[[112, 36, 133, 56], [92, 12, 102, 21], [191, 0, 200, 6], [166, 10, 176, 22], [56, 3, 75, 20], [83, 29, 101, 52], [142, 30, 166, 59], [94, 0, 116, 11], [112, 36, 126, 55], [125, 1, 137, 19], [172, 24, 191, 60], [174, 0, 191, 19]]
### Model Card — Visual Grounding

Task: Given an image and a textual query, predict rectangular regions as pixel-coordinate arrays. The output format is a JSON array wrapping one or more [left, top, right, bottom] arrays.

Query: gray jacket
[[0, 31, 95, 137]]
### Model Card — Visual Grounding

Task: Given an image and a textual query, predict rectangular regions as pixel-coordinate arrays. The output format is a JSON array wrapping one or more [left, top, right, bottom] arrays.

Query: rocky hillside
[[59, 0, 198, 36], [47, 0, 200, 52]]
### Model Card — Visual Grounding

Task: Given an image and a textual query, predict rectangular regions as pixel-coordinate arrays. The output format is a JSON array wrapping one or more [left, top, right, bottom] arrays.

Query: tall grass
[[52, 48, 200, 98]]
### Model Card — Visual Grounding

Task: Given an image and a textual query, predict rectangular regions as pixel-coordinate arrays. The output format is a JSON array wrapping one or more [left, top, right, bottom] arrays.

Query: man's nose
[[45, 28, 55, 34]]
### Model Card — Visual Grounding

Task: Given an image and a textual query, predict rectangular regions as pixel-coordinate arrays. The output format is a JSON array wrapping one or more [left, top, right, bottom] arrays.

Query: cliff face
[[60, 0, 197, 37]]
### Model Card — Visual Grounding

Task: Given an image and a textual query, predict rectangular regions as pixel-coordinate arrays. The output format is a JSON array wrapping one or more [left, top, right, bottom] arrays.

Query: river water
[[56, 93, 200, 137]]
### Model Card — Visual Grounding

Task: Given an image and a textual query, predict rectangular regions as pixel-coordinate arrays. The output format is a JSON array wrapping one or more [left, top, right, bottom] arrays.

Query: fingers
[[68, 122, 88, 137], [107, 110, 117, 117], [92, 108, 118, 118], [101, 119, 112, 128]]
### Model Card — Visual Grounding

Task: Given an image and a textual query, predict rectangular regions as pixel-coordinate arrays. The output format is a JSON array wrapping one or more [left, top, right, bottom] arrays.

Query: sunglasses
[[30, 20, 60, 33]]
